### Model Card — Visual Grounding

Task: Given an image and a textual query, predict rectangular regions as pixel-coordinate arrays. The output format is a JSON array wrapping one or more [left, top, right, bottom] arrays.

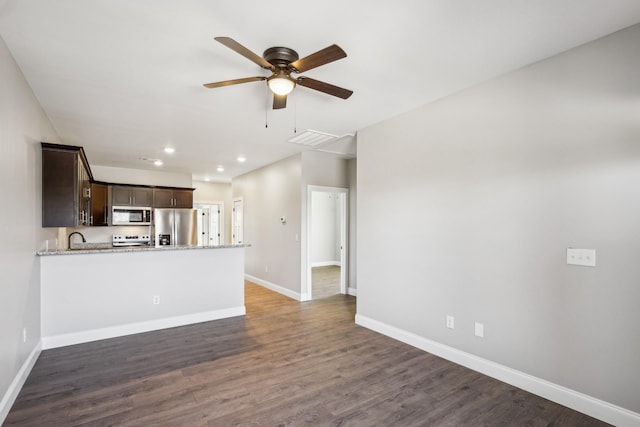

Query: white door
[[195, 203, 223, 246], [232, 198, 243, 245], [197, 208, 209, 246], [210, 206, 221, 245]]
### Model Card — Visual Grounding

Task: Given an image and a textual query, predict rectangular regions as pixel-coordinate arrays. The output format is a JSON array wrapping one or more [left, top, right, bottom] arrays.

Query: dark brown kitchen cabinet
[[42, 143, 93, 227], [153, 188, 193, 208], [89, 183, 109, 226], [111, 185, 153, 207]]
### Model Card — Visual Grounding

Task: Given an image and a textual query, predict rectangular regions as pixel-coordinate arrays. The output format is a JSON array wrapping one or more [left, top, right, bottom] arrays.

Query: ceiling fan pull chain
[[293, 90, 297, 133], [265, 85, 269, 128]]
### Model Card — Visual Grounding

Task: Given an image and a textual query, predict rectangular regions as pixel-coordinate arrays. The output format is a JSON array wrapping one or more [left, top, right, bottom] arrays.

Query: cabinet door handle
[[90, 215, 94, 225]]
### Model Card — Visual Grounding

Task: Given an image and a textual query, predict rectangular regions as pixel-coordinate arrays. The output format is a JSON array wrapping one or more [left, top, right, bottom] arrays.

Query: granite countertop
[[37, 243, 248, 256]]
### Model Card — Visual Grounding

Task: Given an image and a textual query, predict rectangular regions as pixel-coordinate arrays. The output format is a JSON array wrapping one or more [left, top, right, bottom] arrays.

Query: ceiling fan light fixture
[[268, 76, 295, 95]]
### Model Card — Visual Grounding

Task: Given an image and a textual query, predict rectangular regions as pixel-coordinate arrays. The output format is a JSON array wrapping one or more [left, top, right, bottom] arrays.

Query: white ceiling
[[2, 1, 640, 182]]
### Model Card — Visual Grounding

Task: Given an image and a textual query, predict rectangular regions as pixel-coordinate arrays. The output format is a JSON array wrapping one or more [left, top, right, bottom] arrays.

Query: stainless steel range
[[112, 234, 151, 247]]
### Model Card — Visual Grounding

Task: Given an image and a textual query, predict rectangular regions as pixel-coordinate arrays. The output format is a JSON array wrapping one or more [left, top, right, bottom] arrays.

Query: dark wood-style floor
[[5, 282, 609, 426]]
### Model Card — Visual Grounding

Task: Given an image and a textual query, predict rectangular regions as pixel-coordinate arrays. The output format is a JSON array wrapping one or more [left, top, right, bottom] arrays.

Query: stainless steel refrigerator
[[154, 208, 198, 247]]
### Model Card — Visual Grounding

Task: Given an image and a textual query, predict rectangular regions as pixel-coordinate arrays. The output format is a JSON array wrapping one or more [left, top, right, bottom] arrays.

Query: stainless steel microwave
[[112, 206, 152, 225]]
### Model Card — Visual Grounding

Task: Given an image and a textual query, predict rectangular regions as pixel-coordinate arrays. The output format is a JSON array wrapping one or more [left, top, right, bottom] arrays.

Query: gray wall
[[347, 158, 357, 291], [0, 36, 60, 420], [233, 150, 353, 298], [232, 154, 302, 293], [301, 151, 350, 297], [357, 24, 640, 413]]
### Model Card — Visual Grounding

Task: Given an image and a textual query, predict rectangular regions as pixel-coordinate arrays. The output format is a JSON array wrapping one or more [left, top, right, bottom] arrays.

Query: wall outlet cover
[[475, 322, 484, 338], [446, 315, 454, 329]]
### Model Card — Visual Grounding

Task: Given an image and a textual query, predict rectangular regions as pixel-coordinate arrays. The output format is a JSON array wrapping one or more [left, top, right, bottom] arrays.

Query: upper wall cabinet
[[42, 143, 92, 227], [112, 185, 154, 207], [153, 188, 193, 208], [89, 182, 109, 226], [43, 143, 195, 227]]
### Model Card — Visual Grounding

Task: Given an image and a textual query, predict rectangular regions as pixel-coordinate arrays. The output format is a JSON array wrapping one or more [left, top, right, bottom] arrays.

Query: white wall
[[311, 192, 339, 265], [63, 225, 151, 246], [40, 247, 245, 348], [232, 155, 302, 296], [193, 180, 232, 245], [0, 36, 60, 422], [91, 165, 192, 187], [357, 23, 640, 420]]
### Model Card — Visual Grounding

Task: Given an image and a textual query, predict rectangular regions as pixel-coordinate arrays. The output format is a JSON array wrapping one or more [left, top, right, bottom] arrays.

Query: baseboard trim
[[0, 341, 42, 424], [245, 274, 302, 301], [347, 287, 357, 296], [355, 314, 640, 427], [42, 307, 246, 349], [311, 261, 341, 267]]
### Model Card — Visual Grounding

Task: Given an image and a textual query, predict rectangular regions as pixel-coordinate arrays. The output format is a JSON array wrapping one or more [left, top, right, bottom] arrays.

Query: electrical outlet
[[566, 248, 596, 267], [475, 322, 484, 338], [446, 315, 455, 329], [265, 265, 269, 273], [153, 295, 160, 305], [23, 327, 27, 343]]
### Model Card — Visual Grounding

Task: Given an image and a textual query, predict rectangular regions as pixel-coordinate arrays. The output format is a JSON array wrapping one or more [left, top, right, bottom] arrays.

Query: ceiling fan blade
[[273, 94, 287, 109], [296, 76, 353, 99], [203, 76, 266, 89], [289, 44, 347, 73], [214, 37, 274, 70]]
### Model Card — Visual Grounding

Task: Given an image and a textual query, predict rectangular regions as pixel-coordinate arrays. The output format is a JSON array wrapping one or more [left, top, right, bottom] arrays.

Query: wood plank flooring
[[4, 282, 610, 426], [312, 265, 341, 299]]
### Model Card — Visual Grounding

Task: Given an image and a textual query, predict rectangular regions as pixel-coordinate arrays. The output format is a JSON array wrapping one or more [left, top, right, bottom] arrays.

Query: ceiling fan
[[204, 37, 353, 109]]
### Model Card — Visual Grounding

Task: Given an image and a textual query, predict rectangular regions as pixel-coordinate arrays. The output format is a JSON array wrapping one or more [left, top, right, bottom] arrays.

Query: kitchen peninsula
[[37, 244, 246, 349]]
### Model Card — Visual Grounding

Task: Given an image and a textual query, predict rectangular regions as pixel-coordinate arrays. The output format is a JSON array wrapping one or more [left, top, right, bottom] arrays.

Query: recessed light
[[164, 147, 175, 154], [216, 166, 224, 172], [237, 156, 246, 163], [204, 177, 211, 182], [154, 160, 163, 166]]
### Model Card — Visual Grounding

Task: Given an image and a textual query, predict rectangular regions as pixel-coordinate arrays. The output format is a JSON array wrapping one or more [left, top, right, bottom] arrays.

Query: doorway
[[307, 187, 348, 300], [195, 202, 224, 246], [232, 198, 244, 245]]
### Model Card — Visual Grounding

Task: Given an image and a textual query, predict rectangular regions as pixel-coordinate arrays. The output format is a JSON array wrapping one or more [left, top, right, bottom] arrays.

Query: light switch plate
[[475, 322, 484, 338], [567, 248, 596, 267]]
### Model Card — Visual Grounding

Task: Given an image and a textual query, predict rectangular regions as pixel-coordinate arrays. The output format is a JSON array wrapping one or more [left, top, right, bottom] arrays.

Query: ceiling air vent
[[287, 130, 338, 147]]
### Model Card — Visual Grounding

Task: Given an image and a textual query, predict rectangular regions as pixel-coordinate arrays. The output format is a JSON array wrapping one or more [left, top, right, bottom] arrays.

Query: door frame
[[304, 185, 348, 300], [194, 201, 225, 246], [232, 197, 244, 245]]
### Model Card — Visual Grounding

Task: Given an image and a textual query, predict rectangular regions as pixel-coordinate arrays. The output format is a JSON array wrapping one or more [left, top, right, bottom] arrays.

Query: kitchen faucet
[[68, 231, 86, 249]]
